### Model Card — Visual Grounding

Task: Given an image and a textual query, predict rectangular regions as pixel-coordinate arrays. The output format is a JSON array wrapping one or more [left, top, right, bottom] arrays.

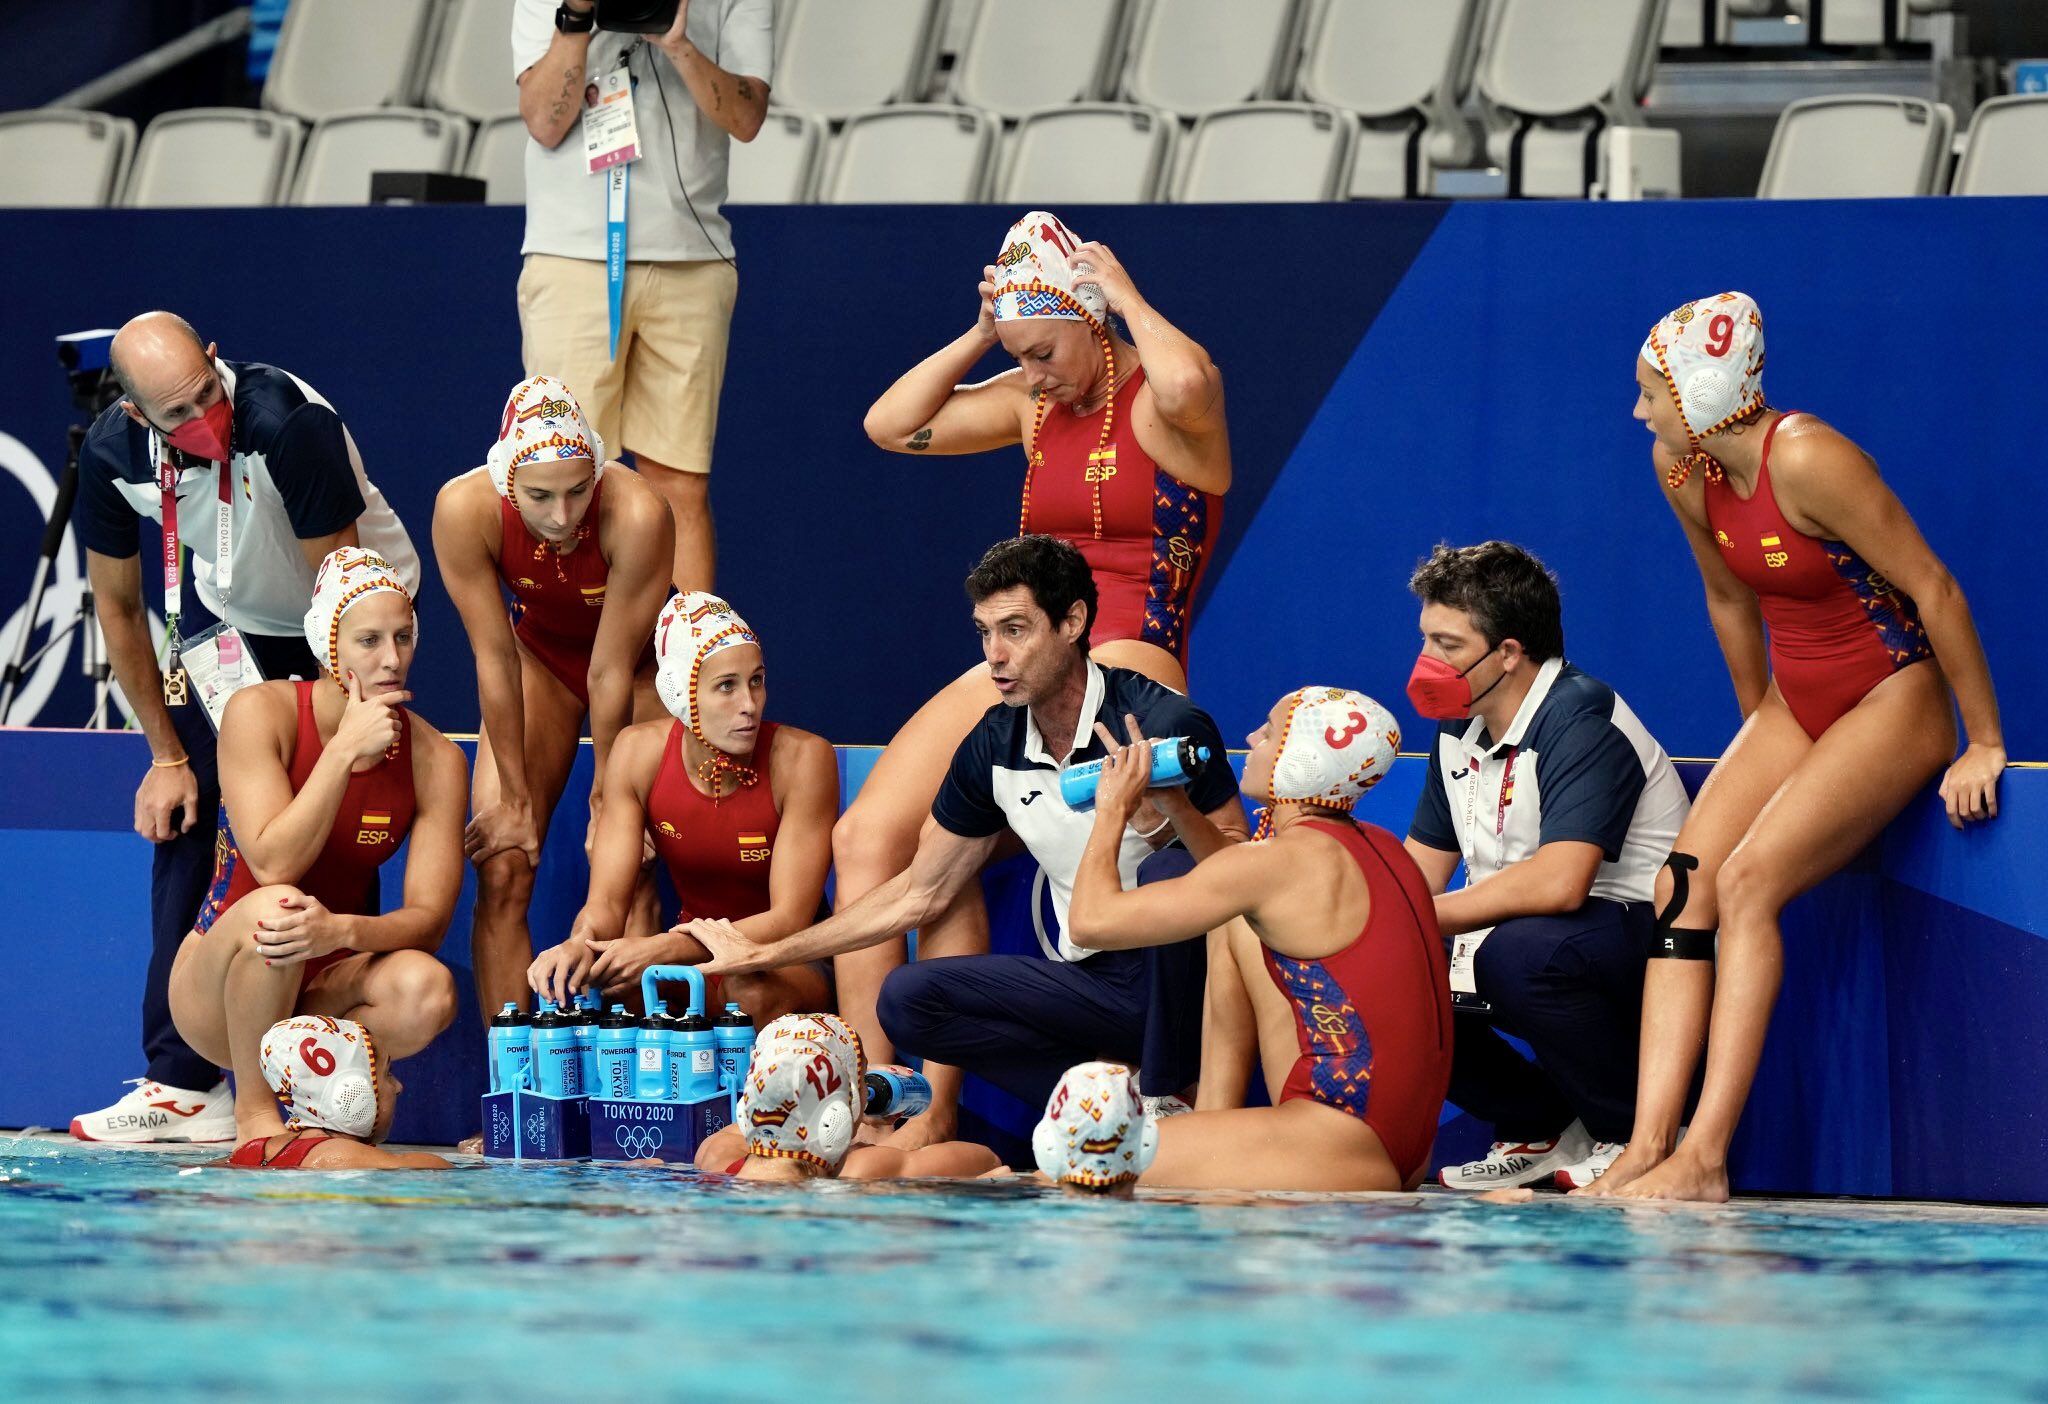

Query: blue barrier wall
[[0, 200, 2041, 1196], [3, 730, 2041, 1202]]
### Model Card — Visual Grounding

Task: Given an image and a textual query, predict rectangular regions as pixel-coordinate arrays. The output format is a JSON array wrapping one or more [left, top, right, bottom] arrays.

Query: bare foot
[[456, 1134, 484, 1155], [881, 1110, 956, 1152], [1571, 1140, 1664, 1198], [1612, 1148, 1729, 1203], [1476, 1187, 1536, 1205]]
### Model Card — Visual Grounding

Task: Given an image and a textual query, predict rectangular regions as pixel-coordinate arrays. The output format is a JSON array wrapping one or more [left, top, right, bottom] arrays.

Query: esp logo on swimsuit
[[357, 811, 393, 846], [738, 833, 771, 863], [1760, 534, 1789, 569]]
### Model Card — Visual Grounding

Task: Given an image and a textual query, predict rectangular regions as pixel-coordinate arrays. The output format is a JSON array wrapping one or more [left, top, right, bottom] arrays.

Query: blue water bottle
[[488, 1003, 533, 1093], [636, 1002, 672, 1100], [673, 1011, 717, 1101], [572, 990, 601, 1093], [863, 1065, 933, 1120], [531, 1000, 582, 1097], [713, 1003, 754, 1093], [1060, 736, 1212, 812], [596, 1006, 637, 1100]]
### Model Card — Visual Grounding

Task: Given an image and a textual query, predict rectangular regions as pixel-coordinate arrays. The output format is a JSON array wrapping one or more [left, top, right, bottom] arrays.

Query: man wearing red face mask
[[67, 311, 418, 1144], [1400, 542, 1689, 1193]]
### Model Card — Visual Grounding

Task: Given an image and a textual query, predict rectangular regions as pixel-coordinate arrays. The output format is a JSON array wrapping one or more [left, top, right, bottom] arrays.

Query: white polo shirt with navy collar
[[1409, 657, 1690, 982]]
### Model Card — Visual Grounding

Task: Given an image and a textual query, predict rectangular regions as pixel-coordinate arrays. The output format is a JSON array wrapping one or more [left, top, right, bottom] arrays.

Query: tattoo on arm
[[907, 428, 932, 451], [736, 77, 756, 102], [549, 62, 583, 126]]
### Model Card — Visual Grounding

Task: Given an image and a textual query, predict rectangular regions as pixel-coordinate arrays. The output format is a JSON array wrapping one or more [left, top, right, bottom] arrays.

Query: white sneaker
[[70, 1078, 236, 1144], [1438, 1120, 1593, 1190], [1553, 1140, 1625, 1191]]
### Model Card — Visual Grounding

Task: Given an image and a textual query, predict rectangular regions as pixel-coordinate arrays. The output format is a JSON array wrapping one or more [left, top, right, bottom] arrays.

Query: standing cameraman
[[512, 0, 772, 593], [68, 312, 418, 1144]]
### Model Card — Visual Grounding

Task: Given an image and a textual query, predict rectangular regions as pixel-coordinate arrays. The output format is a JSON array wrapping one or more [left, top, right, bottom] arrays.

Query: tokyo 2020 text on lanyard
[[154, 430, 246, 713]]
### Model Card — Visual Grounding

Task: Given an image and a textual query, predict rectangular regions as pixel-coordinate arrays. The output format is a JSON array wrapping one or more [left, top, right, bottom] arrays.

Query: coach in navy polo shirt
[[1400, 543, 1689, 1193], [67, 312, 417, 1145], [691, 535, 1248, 1135]]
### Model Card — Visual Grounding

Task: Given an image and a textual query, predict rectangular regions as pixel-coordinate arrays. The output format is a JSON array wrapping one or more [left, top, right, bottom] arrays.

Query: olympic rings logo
[[615, 1125, 666, 1158]]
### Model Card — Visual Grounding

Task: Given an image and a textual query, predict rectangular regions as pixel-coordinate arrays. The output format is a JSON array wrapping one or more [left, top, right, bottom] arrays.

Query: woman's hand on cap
[[1071, 242, 1137, 316]]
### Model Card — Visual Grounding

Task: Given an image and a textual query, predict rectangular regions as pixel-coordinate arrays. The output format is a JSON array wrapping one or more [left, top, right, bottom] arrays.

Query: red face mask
[[1406, 647, 1504, 720], [162, 395, 233, 463]]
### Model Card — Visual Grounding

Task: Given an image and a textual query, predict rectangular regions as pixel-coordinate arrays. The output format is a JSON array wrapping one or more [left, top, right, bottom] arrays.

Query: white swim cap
[[1033, 1061, 1158, 1190], [484, 374, 604, 501], [991, 210, 1108, 326], [1267, 686, 1400, 812], [738, 1014, 866, 1172], [302, 546, 414, 680], [1640, 292, 1767, 484], [259, 1015, 380, 1137], [653, 591, 763, 790]]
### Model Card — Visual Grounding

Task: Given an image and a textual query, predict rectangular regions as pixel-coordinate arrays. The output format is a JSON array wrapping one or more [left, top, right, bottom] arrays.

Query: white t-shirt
[[512, 0, 774, 263]]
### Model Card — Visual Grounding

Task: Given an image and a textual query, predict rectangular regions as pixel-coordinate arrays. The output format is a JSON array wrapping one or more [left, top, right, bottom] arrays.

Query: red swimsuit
[[197, 681, 417, 982], [646, 719, 782, 922], [1704, 414, 1934, 740], [498, 476, 648, 709], [1025, 367, 1221, 665], [1261, 819, 1452, 1184], [228, 1130, 334, 1168]]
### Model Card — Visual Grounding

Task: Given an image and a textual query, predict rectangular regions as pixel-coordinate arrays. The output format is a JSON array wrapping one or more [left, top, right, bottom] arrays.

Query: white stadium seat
[[422, 0, 520, 123], [464, 114, 528, 205], [290, 107, 468, 205], [263, 0, 438, 122], [1295, 0, 1483, 197], [1121, 0, 1305, 116], [772, 0, 945, 121], [124, 109, 304, 207], [1174, 102, 1355, 203], [0, 110, 136, 207], [950, 0, 1129, 121], [1757, 95, 1953, 198], [1475, 0, 1667, 197], [998, 104, 1176, 205], [818, 106, 995, 203], [728, 109, 827, 204], [1950, 94, 2048, 197]]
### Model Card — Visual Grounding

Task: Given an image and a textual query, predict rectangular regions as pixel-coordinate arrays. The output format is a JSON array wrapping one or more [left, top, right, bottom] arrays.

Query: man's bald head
[[111, 312, 219, 429]]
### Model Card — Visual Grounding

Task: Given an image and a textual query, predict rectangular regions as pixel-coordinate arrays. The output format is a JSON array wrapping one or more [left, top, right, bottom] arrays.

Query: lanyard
[[1459, 744, 1519, 867], [151, 434, 236, 704], [606, 162, 629, 360]]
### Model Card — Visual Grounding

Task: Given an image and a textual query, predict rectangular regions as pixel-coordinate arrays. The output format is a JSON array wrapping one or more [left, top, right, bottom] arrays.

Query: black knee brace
[[1651, 852, 1716, 961]]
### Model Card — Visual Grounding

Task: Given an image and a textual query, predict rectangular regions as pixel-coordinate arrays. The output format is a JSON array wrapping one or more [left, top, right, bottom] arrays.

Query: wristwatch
[[555, 3, 595, 34]]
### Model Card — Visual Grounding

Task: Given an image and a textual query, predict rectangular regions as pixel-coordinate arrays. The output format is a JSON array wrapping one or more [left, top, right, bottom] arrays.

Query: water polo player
[[224, 1016, 450, 1170]]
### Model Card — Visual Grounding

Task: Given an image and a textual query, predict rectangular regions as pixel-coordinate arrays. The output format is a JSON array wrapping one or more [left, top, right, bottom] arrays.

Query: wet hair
[[964, 534, 1097, 653], [1408, 541, 1564, 662]]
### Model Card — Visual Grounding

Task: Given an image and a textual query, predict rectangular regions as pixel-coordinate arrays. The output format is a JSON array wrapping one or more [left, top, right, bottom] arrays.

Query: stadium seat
[[1950, 94, 2048, 196], [290, 108, 468, 205], [817, 106, 995, 203], [1120, 0, 1305, 116], [728, 109, 826, 204], [1475, 0, 1666, 197], [1174, 102, 1355, 202], [1757, 95, 1953, 198], [124, 109, 304, 207], [773, 0, 946, 121], [1295, 0, 1483, 197], [465, 114, 528, 205], [997, 104, 1176, 204], [263, 0, 438, 122], [423, 0, 520, 123], [0, 110, 136, 207], [949, 0, 1129, 121]]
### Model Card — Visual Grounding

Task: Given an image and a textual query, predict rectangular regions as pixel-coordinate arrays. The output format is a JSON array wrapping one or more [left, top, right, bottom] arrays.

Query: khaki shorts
[[517, 252, 738, 474]]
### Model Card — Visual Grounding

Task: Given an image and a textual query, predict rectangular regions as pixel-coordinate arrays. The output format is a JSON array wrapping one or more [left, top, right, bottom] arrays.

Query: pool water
[[3, 1138, 2045, 1402]]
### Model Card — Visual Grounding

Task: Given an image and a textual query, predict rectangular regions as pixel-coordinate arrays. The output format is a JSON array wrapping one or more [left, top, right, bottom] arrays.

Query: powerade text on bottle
[[531, 1001, 583, 1097], [713, 1003, 753, 1093], [672, 1011, 716, 1101], [636, 1002, 671, 1100], [863, 1065, 933, 1120], [1059, 737, 1211, 812], [596, 1006, 637, 1100], [571, 992, 600, 1093], [487, 1003, 532, 1093]]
